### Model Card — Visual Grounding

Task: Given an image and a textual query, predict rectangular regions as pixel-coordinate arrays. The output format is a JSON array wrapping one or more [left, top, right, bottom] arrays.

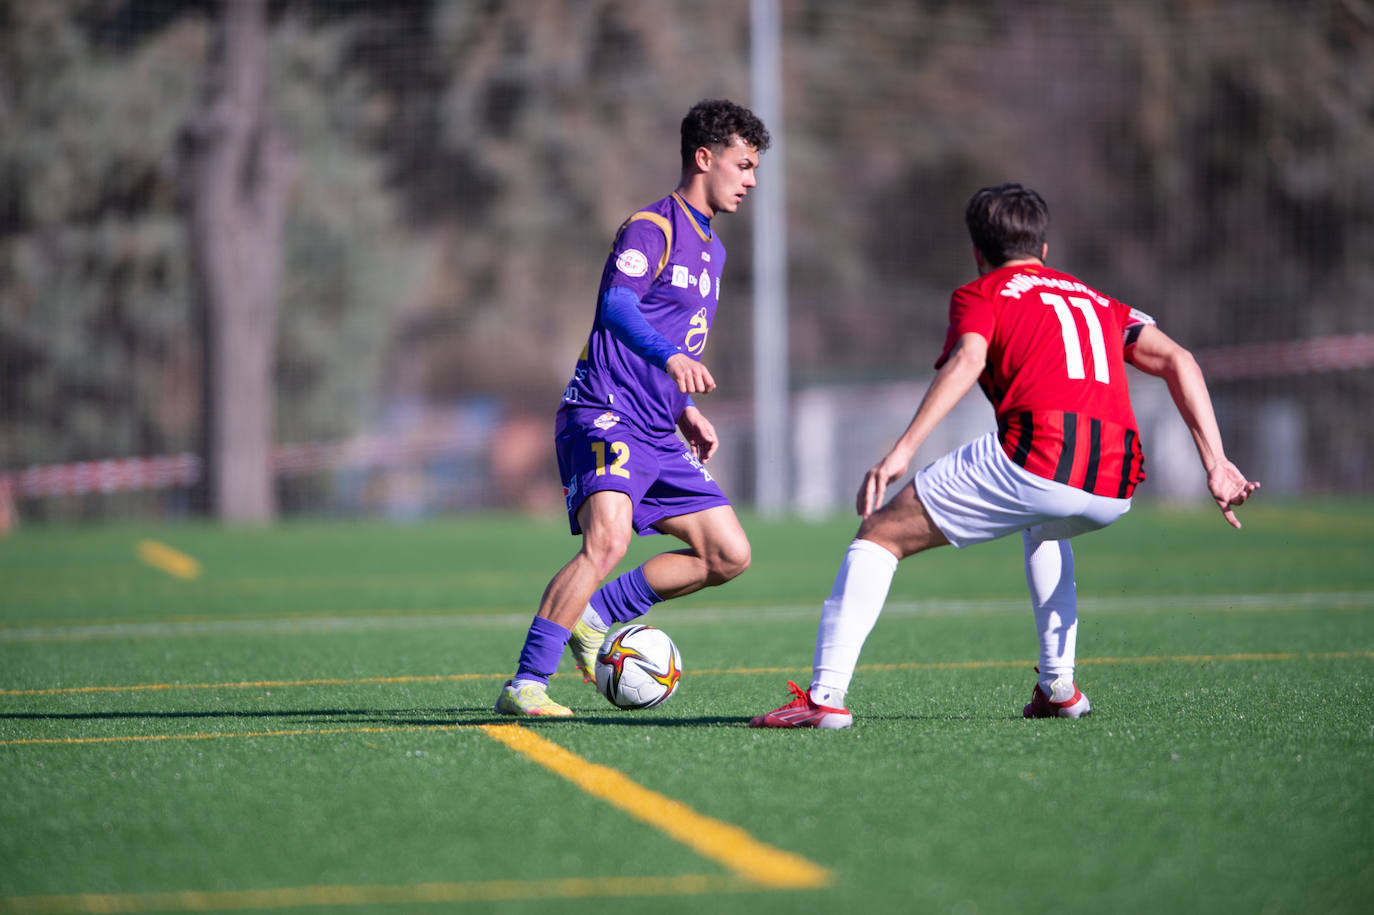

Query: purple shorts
[[555, 407, 730, 536]]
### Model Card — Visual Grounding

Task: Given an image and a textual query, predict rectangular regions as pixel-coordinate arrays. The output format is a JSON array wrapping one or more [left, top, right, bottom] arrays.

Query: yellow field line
[[0, 727, 826, 913], [481, 723, 832, 889], [5, 651, 1368, 698], [1, 672, 505, 697], [0, 875, 744, 913], [1101, 649, 1374, 665], [0, 724, 470, 747], [1, 729, 829, 886], [0, 872, 756, 914], [134, 540, 201, 581]]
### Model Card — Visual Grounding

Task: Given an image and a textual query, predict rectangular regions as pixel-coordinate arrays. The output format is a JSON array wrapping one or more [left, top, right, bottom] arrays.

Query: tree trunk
[[181, 0, 292, 523]]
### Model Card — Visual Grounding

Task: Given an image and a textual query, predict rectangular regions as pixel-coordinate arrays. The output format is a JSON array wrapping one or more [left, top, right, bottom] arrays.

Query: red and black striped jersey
[[935, 264, 1155, 499]]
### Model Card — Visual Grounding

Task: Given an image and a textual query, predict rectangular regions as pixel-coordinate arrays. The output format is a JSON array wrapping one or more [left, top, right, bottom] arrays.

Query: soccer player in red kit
[[752, 183, 1260, 728]]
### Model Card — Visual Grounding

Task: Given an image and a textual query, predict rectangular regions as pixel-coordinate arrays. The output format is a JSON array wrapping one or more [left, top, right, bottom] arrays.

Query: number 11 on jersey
[[1041, 292, 1109, 383]]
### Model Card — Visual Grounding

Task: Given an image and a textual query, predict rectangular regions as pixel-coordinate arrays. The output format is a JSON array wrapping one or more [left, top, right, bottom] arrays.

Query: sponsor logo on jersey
[[616, 249, 649, 278], [685, 308, 710, 355], [672, 264, 690, 288], [701, 252, 711, 262], [563, 476, 579, 512], [594, 411, 621, 431], [699, 269, 712, 298], [1127, 306, 1157, 326]]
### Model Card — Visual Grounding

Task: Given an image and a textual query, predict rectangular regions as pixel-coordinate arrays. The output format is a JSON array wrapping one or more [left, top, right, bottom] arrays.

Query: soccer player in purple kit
[[495, 99, 771, 716]]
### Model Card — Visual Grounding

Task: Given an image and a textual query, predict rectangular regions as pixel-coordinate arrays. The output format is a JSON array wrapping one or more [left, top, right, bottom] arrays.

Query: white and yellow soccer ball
[[594, 624, 682, 710]]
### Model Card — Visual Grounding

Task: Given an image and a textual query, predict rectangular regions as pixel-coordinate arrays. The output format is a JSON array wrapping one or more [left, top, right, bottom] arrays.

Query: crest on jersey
[[616, 249, 649, 278], [698, 269, 712, 298], [594, 411, 621, 431]]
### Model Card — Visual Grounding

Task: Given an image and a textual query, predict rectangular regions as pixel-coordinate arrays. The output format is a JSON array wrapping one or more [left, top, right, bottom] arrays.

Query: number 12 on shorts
[[592, 441, 631, 477]]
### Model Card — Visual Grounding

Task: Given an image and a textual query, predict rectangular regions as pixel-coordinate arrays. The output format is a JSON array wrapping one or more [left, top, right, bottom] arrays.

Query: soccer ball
[[595, 624, 682, 710]]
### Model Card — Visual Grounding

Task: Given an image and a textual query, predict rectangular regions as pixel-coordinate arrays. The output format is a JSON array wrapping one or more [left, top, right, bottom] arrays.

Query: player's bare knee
[[707, 538, 751, 583], [581, 532, 630, 579], [856, 514, 900, 551]]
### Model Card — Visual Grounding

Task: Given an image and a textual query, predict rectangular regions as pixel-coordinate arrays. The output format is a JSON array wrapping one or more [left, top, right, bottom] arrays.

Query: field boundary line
[[5, 650, 1369, 698], [480, 723, 832, 890], [3, 590, 1370, 642], [0, 874, 756, 914]]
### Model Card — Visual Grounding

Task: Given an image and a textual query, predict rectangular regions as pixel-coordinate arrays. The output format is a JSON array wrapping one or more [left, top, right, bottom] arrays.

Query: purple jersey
[[562, 192, 727, 436]]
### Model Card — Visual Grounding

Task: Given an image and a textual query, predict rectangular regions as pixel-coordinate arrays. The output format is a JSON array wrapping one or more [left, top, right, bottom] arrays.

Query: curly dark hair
[[965, 183, 1050, 265], [679, 99, 771, 169]]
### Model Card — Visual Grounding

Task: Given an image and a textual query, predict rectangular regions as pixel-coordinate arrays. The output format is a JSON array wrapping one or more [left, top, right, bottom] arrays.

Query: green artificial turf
[[1, 501, 1371, 914]]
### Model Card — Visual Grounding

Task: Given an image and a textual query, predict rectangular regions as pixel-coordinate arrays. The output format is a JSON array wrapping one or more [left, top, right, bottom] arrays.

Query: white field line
[[0, 591, 1370, 643]]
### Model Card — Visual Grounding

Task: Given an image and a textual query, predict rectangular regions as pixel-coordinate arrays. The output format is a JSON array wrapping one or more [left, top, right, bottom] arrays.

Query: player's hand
[[677, 405, 719, 463], [665, 353, 716, 394], [858, 451, 910, 518], [1208, 460, 1260, 529]]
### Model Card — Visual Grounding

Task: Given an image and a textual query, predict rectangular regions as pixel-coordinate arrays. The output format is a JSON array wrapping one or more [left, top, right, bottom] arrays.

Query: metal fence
[[2, 0, 1370, 525]]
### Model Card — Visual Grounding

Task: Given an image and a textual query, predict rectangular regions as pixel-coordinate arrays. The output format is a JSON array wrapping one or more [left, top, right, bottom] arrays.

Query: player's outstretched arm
[[858, 333, 987, 517], [1126, 325, 1260, 528]]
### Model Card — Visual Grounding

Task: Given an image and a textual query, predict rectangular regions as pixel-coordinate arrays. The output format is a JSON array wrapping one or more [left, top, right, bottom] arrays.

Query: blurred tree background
[[1, 0, 1370, 522]]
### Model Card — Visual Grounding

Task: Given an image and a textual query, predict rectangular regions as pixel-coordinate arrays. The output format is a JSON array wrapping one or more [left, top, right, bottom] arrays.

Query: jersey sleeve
[[600, 285, 680, 369], [607, 215, 671, 299], [934, 285, 996, 368]]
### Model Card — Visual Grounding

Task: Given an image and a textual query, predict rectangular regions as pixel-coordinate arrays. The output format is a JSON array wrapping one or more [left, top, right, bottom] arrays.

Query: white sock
[[812, 539, 900, 697], [1023, 531, 1078, 689], [809, 683, 847, 708]]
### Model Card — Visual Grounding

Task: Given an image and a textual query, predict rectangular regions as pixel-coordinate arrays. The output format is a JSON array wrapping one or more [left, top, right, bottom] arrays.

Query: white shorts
[[914, 432, 1132, 548]]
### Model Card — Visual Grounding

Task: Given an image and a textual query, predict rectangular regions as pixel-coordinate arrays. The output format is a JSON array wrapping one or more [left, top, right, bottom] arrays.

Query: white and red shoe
[[749, 681, 853, 729], [1022, 675, 1091, 719]]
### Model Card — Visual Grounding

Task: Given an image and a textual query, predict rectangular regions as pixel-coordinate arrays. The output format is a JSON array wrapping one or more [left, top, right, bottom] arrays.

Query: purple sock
[[588, 565, 664, 625], [514, 616, 571, 685]]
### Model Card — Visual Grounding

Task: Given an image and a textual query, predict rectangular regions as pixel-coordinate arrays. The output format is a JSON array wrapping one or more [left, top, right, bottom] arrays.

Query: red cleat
[[749, 681, 853, 729], [1022, 676, 1091, 719]]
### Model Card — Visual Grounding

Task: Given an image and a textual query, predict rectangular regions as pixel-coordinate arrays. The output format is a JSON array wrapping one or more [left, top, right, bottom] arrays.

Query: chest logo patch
[[699, 269, 712, 298], [671, 264, 690, 288], [594, 411, 621, 431]]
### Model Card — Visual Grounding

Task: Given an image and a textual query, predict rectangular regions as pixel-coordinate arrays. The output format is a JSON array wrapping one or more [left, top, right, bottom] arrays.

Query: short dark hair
[[680, 99, 771, 169], [964, 183, 1049, 265]]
